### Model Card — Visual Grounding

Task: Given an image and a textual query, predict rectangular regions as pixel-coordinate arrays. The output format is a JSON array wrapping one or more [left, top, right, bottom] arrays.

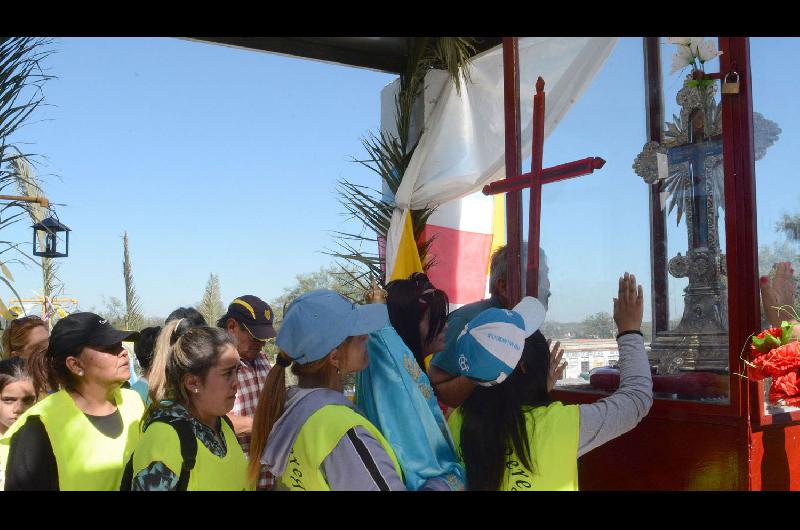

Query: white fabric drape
[[385, 37, 618, 278]]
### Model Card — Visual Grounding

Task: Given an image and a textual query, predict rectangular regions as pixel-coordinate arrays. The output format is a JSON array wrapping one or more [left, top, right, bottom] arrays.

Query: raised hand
[[760, 262, 797, 327], [613, 272, 644, 334], [546, 339, 565, 392]]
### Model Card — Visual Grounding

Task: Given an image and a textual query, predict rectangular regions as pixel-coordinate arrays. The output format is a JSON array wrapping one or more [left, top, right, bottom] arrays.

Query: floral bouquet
[[667, 37, 723, 89], [744, 320, 800, 406]]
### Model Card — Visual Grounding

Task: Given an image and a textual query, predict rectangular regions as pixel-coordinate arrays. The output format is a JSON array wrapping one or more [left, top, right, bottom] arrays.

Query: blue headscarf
[[356, 324, 465, 491]]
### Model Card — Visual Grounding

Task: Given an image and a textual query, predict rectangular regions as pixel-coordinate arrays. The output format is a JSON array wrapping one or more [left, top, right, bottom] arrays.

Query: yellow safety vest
[[1, 387, 144, 490], [277, 404, 403, 491], [131, 414, 253, 491], [449, 401, 580, 491]]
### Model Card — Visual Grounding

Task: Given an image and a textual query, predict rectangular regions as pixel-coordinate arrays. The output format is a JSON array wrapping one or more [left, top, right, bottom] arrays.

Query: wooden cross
[[483, 76, 605, 298]]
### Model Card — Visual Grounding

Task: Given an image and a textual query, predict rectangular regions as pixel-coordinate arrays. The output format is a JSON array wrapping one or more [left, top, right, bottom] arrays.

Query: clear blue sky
[[5, 37, 798, 323], [7, 37, 395, 317]]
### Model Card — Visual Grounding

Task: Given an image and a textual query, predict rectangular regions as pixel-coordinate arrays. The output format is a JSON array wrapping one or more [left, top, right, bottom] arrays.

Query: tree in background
[[580, 312, 616, 339], [122, 232, 144, 330], [11, 156, 63, 314], [198, 273, 224, 326], [265, 265, 365, 387], [0, 38, 55, 317]]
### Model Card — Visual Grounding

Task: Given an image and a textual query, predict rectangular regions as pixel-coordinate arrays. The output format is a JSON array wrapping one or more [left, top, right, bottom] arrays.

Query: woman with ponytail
[[127, 319, 252, 490], [249, 289, 405, 491]]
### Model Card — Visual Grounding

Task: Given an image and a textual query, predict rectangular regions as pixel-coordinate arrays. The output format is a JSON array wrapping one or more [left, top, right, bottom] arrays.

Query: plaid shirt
[[232, 351, 272, 490]]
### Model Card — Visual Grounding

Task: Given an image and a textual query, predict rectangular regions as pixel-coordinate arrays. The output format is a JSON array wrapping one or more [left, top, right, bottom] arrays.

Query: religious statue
[[633, 75, 780, 374]]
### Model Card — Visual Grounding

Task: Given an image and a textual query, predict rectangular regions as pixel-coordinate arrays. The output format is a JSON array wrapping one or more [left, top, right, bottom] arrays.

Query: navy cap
[[47, 312, 139, 360], [276, 289, 388, 365], [221, 295, 276, 340]]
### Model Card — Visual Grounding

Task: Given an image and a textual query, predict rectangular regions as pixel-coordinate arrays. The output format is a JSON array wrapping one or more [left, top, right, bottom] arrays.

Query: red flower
[[770, 371, 800, 405], [748, 341, 800, 380]]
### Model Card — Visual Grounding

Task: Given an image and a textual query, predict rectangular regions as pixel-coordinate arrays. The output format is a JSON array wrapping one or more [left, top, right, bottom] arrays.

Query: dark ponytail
[[459, 331, 552, 490]]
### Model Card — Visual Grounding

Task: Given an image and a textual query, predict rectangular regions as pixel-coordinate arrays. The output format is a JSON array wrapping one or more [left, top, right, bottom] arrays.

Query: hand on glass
[[613, 272, 644, 334], [760, 261, 797, 328], [547, 339, 565, 392]]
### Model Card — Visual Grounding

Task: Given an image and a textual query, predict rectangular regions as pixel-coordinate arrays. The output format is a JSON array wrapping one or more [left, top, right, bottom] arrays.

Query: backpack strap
[[221, 414, 235, 434], [146, 416, 197, 491]]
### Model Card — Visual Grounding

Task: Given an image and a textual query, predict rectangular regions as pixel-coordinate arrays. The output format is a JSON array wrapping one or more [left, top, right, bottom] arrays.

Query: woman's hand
[[760, 262, 797, 328], [546, 339, 565, 392], [613, 272, 644, 334]]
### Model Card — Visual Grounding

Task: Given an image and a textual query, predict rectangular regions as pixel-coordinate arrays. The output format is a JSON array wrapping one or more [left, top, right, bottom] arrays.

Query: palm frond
[[332, 37, 477, 287], [122, 232, 144, 330]]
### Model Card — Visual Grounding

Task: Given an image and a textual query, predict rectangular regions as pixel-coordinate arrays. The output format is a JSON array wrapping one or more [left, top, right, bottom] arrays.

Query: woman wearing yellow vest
[[2, 312, 144, 490], [449, 273, 653, 490], [249, 289, 405, 491], [128, 320, 252, 490]]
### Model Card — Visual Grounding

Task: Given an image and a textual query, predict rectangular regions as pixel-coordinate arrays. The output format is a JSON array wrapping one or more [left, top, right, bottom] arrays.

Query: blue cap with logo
[[455, 296, 546, 386], [276, 289, 389, 365]]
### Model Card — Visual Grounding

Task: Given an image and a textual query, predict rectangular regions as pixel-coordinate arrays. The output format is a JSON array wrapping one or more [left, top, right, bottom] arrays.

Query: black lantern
[[32, 217, 70, 258]]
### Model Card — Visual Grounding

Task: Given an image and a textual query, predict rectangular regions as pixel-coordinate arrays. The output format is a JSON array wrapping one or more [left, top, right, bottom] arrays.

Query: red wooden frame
[[498, 36, 787, 489]]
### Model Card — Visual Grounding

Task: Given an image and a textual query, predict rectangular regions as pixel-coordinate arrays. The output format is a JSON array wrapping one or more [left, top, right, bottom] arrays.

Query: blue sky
[[5, 37, 798, 323], [6, 37, 395, 317]]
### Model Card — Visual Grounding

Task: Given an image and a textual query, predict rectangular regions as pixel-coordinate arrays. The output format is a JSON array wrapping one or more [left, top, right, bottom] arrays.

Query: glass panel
[[521, 37, 731, 402], [750, 37, 800, 416], [516, 38, 650, 394]]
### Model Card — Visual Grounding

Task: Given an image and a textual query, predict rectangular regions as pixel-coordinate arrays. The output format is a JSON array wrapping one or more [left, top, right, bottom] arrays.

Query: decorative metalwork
[[634, 75, 779, 374]]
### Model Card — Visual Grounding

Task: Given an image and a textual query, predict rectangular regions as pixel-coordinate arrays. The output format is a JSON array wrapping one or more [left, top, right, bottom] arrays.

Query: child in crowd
[[0, 358, 37, 489], [449, 273, 653, 490], [249, 289, 404, 490]]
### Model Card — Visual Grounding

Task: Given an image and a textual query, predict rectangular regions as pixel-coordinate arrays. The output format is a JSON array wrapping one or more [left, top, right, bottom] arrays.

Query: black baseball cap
[[220, 295, 276, 340], [47, 312, 140, 360]]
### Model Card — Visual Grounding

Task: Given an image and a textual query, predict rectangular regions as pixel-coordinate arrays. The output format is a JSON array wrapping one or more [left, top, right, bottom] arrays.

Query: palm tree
[[0, 37, 54, 316], [122, 231, 144, 330], [328, 37, 477, 291]]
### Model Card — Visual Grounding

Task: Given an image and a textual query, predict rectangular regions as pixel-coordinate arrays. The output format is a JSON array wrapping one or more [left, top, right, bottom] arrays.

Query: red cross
[[483, 74, 605, 298]]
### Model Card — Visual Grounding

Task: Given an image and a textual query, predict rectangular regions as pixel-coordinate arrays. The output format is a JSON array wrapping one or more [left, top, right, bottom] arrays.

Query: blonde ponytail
[[145, 319, 181, 416]]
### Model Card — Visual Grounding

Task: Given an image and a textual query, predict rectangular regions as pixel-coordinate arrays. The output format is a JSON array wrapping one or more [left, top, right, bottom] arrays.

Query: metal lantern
[[32, 216, 70, 258]]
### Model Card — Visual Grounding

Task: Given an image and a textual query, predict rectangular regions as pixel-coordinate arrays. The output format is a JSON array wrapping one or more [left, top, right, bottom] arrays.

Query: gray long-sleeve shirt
[[577, 333, 653, 457]]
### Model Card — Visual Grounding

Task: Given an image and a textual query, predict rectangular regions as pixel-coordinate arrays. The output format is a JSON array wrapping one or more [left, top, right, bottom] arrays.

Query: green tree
[[198, 273, 225, 326], [266, 264, 365, 387], [122, 232, 144, 330], [0, 38, 54, 316], [581, 312, 616, 339]]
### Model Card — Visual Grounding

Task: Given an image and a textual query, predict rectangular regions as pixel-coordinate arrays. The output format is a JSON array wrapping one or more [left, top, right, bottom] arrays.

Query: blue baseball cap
[[455, 297, 546, 386], [276, 289, 389, 365]]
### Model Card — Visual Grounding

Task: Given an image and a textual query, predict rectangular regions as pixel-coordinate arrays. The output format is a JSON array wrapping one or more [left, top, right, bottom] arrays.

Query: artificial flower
[[697, 39, 723, 62], [770, 371, 800, 405], [749, 340, 800, 380], [667, 37, 692, 45], [670, 44, 695, 74]]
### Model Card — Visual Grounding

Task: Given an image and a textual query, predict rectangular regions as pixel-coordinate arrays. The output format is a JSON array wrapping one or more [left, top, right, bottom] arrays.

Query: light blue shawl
[[356, 324, 465, 491]]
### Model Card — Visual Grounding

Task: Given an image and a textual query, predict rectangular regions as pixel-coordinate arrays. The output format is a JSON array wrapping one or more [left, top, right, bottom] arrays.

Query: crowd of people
[[0, 244, 789, 491]]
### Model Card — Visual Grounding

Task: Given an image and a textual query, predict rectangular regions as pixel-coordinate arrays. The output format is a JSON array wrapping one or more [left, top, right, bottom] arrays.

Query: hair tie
[[169, 318, 185, 345], [276, 352, 292, 368]]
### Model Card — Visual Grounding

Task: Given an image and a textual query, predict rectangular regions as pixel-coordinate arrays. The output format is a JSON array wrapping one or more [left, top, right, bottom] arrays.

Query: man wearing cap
[[428, 244, 552, 407], [217, 295, 276, 490]]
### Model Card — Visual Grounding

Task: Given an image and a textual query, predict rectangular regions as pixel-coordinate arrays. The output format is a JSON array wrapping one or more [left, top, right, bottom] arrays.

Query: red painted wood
[[482, 157, 606, 195], [644, 36, 670, 335], [526, 78, 545, 298], [502, 37, 523, 307], [579, 416, 745, 490], [750, 424, 800, 490]]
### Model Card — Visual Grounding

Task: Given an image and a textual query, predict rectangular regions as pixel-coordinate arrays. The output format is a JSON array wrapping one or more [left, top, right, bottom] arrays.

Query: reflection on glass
[[751, 37, 797, 416]]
